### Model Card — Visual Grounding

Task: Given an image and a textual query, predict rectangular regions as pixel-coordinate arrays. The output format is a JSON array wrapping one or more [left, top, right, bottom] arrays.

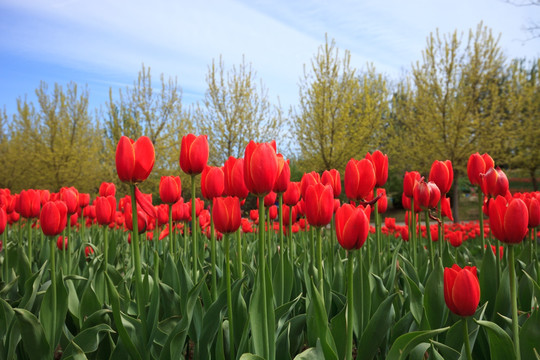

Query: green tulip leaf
[[387, 327, 450, 360], [475, 319, 516, 360]]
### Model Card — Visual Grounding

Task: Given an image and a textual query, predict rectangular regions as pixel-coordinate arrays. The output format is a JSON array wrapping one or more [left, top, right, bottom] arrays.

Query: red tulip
[[116, 135, 155, 183], [16, 189, 41, 218], [482, 167, 509, 197], [159, 176, 182, 204], [304, 183, 334, 227], [489, 196, 529, 244], [179, 134, 209, 175], [95, 196, 116, 226], [345, 158, 376, 201], [85, 245, 95, 259], [403, 171, 421, 198], [300, 171, 321, 199], [441, 196, 454, 221], [223, 157, 249, 199], [335, 203, 371, 250], [124, 201, 148, 234], [243, 140, 278, 196], [60, 187, 79, 215], [157, 204, 169, 226], [281, 205, 297, 226], [283, 182, 301, 206], [446, 231, 463, 248], [377, 188, 387, 214], [0, 207, 7, 235], [365, 150, 388, 187], [413, 180, 440, 210], [274, 156, 291, 193], [40, 201, 68, 236], [201, 166, 224, 200], [263, 191, 277, 207], [99, 182, 116, 197], [212, 196, 241, 234], [527, 197, 540, 228], [321, 169, 341, 198], [269, 205, 278, 220], [444, 264, 480, 317], [429, 160, 453, 195]]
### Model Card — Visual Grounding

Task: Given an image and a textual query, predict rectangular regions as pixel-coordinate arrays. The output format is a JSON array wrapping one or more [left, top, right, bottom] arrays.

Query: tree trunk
[[452, 171, 460, 223], [531, 168, 538, 192]]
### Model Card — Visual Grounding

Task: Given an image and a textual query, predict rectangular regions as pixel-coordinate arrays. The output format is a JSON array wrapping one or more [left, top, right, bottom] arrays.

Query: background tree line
[[0, 23, 538, 220]]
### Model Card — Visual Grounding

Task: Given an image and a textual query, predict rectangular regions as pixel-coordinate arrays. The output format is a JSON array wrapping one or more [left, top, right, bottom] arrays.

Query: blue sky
[[1, 0, 539, 116]]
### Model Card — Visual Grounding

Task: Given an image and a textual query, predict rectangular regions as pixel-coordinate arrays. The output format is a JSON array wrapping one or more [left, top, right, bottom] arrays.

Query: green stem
[[463, 317, 472, 360], [357, 250, 364, 332], [479, 189, 485, 252], [411, 199, 417, 268], [103, 226, 109, 301], [168, 205, 174, 258], [267, 207, 273, 277], [288, 209, 294, 260], [66, 224, 71, 274], [425, 211, 433, 270], [375, 200, 381, 273], [129, 184, 148, 335], [3, 231, 8, 282], [210, 204, 217, 301], [49, 237, 57, 348], [191, 175, 198, 282], [279, 194, 285, 305], [317, 227, 323, 293], [225, 233, 235, 360], [258, 195, 269, 360], [27, 220, 33, 267], [346, 250, 354, 360], [508, 245, 521, 360], [438, 202, 443, 257], [236, 229, 242, 279]]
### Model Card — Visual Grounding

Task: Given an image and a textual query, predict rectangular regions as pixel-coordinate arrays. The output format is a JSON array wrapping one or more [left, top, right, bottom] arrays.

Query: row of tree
[[1, 23, 539, 213]]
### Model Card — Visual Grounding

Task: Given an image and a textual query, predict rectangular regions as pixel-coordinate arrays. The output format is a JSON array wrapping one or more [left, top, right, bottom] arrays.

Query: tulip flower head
[[159, 176, 182, 204], [345, 158, 376, 201], [335, 203, 371, 250], [243, 140, 278, 196], [274, 156, 291, 193], [482, 167, 509, 197], [304, 183, 334, 227], [488, 196, 529, 244], [321, 169, 342, 198], [365, 150, 388, 187], [444, 264, 480, 317], [116, 135, 155, 183], [283, 182, 301, 206], [201, 166, 225, 200], [180, 134, 209, 175], [429, 160, 453, 195], [40, 200, 68, 236], [223, 156, 249, 199]]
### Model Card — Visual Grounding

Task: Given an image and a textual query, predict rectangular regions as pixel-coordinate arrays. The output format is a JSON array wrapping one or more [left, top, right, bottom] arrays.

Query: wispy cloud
[[0, 0, 538, 114]]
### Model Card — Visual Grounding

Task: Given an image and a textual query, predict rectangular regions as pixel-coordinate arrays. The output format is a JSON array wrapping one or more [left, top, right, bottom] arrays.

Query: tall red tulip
[[365, 150, 388, 187], [95, 196, 117, 226], [212, 197, 242, 234], [0, 207, 6, 234], [300, 171, 321, 199], [467, 152, 494, 186], [377, 188, 387, 214], [335, 203, 371, 250], [116, 135, 155, 183], [283, 182, 301, 206], [321, 169, 341, 198], [527, 196, 540, 228], [223, 156, 249, 199], [444, 264, 480, 317], [99, 182, 116, 197], [180, 134, 209, 175], [60, 187, 79, 215], [304, 183, 334, 227], [413, 180, 441, 210], [429, 160, 453, 195], [403, 171, 421, 198], [159, 176, 182, 204], [40, 201, 68, 236], [482, 167, 509, 197], [243, 140, 278, 196], [344, 158, 376, 201], [201, 166, 225, 200], [16, 189, 41, 218], [274, 156, 290, 193], [488, 196, 529, 244]]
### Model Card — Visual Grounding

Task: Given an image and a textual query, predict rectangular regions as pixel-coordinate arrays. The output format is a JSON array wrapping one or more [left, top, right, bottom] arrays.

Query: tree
[[194, 56, 285, 166], [293, 37, 389, 173], [105, 65, 191, 193], [506, 58, 540, 190], [389, 23, 506, 220], [3, 82, 103, 192]]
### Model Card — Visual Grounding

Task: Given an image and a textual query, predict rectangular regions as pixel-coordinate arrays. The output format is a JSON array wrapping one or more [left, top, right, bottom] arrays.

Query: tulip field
[[1, 135, 540, 360]]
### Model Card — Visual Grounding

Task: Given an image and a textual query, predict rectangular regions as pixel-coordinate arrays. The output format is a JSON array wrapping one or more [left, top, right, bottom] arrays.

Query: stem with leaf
[[508, 245, 521, 360], [225, 233, 235, 360], [258, 195, 269, 359], [191, 175, 198, 282], [346, 250, 354, 360], [463, 317, 472, 360]]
